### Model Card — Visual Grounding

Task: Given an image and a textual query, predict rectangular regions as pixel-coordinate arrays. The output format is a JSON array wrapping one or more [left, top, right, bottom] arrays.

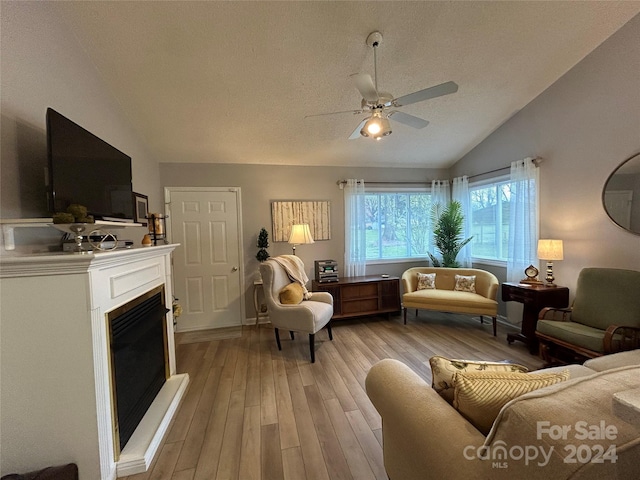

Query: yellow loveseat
[[401, 267, 499, 336]]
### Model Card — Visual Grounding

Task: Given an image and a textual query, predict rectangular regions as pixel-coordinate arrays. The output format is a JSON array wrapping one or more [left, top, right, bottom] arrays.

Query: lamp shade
[[288, 224, 314, 245], [537, 239, 563, 261]]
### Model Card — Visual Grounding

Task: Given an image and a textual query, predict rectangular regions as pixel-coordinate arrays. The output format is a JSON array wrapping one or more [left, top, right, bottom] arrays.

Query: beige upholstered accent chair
[[259, 258, 334, 363], [536, 267, 640, 364]]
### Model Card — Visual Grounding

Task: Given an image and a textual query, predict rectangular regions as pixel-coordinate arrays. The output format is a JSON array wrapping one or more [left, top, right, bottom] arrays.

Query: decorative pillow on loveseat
[[454, 274, 476, 293], [453, 369, 570, 435], [279, 283, 304, 304], [429, 356, 529, 404], [417, 272, 436, 290]]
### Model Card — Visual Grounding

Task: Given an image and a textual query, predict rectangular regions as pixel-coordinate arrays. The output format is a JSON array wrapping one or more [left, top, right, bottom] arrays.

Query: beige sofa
[[366, 350, 640, 480], [402, 267, 499, 335]]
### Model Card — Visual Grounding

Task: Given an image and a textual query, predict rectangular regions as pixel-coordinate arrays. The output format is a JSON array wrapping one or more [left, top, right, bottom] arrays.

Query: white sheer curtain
[[507, 158, 539, 283], [452, 175, 472, 268], [429, 180, 451, 264], [344, 179, 367, 277]]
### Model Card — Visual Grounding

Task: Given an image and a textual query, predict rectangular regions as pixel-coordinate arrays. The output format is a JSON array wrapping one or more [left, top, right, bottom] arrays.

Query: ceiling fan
[[308, 31, 459, 140]]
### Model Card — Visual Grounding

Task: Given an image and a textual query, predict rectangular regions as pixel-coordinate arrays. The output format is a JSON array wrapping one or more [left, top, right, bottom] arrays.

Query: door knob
[[232, 266, 239, 272]]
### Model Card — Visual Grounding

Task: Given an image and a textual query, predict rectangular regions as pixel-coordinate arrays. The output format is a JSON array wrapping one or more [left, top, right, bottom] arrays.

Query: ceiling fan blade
[[349, 118, 368, 140], [305, 108, 365, 118], [388, 111, 429, 129], [392, 81, 459, 107], [351, 73, 379, 103]]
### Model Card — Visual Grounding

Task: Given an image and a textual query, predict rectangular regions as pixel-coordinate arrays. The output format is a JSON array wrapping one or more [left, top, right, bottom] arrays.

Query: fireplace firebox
[[108, 285, 169, 454]]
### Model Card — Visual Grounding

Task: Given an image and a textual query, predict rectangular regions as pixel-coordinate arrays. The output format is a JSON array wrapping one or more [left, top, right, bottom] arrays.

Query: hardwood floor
[[123, 312, 543, 480]]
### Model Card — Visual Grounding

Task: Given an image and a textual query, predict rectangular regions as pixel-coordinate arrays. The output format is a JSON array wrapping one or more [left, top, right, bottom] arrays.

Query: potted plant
[[256, 227, 270, 262], [428, 200, 473, 268]]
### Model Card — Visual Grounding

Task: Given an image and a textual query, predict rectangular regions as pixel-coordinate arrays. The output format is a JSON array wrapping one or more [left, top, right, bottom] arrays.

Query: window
[[469, 178, 511, 261], [364, 191, 432, 261]]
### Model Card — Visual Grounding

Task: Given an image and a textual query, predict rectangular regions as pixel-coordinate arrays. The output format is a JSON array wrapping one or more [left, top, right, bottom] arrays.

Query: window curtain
[[507, 158, 539, 283], [344, 179, 366, 277], [429, 180, 451, 264], [452, 175, 472, 268]]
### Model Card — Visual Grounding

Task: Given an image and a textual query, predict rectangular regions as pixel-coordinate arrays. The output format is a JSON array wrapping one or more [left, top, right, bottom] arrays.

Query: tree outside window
[[469, 180, 512, 261], [365, 192, 432, 260]]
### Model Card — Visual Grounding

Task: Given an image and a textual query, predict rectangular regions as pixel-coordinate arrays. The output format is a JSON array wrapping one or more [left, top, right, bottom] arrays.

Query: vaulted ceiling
[[53, 2, 639, 168]]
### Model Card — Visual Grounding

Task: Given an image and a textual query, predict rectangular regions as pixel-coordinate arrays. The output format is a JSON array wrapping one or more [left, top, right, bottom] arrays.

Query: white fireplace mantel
[[0, 245, 189, 479]]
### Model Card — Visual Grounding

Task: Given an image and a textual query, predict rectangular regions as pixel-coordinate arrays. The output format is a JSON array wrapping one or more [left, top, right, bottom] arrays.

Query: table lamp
[[538, 239, 563, 286], [288, 224, 314, 255]]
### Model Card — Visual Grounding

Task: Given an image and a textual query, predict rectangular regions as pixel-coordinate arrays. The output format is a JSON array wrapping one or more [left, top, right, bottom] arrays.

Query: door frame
[[164, 186, 246, 326]]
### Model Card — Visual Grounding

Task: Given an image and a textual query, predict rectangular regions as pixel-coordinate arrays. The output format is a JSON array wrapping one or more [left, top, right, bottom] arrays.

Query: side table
[[253, 280, 269, 326], [502, 282, 569, 354]]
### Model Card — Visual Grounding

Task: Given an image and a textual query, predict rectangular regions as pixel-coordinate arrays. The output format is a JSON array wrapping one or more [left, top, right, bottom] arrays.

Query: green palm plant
[[428, 200, 473, 268]]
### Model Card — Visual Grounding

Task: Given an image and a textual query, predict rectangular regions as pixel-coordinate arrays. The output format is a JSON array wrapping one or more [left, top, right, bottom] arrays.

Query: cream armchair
[[259, 258, 334, 363], [366, 351, 640, 480]]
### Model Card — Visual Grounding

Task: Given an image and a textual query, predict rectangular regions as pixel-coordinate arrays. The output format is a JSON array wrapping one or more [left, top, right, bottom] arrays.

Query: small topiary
[[256, 227, 270, 262]]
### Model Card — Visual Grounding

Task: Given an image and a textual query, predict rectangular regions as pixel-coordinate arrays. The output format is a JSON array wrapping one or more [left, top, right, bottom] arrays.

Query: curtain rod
[[468, 157, 543, 180], [336, 180, 430, 188], [337, 157, 542, 187]]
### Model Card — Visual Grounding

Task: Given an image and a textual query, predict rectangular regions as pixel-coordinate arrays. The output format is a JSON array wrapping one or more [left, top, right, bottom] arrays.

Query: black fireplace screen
[[109, 286, 169, 452]]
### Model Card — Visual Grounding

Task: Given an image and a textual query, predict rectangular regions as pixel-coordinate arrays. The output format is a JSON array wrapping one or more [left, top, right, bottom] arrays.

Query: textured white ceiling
[[54, 1, 639, 168]]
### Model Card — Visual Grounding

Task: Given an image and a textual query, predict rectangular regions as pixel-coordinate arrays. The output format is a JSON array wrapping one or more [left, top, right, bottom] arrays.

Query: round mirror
[[602, 151, 640, 235]]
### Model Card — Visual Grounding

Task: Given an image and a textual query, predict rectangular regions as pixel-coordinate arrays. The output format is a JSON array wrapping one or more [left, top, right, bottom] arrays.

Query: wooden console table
[[502, 282, 569, 354], [312, 275, 401, 320]]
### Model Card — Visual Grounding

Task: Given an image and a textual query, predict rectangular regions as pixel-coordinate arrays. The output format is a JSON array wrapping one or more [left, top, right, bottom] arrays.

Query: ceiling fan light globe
[[367, 122, 382, 135], [380, 117, 392, 133]]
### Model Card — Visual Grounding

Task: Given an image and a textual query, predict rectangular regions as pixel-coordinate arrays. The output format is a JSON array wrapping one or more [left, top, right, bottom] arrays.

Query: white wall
[[1, 2, 159, 247], [451, 14, 640, 299]]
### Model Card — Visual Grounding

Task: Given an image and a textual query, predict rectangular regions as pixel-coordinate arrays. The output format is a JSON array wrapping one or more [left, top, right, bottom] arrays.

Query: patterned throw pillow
[[417, 272, 436, 290], [453, 369, 570, 435], [454, 274, 476, 293], [429, 356, 529, 404], [279, 283, 304, 304]]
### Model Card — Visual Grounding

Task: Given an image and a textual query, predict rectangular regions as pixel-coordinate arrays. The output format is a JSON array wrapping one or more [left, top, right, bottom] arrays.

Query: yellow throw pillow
[[279, 282, 304, 304], [453, 370, 570, 435], [417, 272, 436, 290], [429, 356, 529, 404], [454, 274, 476, 293]]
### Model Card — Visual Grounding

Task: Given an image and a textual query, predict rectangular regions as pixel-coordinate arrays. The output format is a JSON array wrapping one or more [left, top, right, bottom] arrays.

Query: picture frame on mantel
[[133, 192, 148, 226]]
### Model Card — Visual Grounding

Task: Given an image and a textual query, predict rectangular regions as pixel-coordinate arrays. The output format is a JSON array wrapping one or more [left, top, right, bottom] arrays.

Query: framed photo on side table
[[133, 192, 148, 226]]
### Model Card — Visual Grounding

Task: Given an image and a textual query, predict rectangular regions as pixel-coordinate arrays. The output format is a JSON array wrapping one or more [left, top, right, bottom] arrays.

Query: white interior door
[[167, 188, 244, 331]]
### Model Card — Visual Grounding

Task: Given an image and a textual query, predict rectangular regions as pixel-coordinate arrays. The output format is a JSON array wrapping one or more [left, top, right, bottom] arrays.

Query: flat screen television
[[47, 107, 134, 222]]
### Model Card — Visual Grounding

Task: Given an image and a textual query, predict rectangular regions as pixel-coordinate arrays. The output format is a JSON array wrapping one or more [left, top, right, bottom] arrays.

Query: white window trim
[[469, 174, 509, 188], [366, 257, 430, 266], [471, 257, 507, 268]]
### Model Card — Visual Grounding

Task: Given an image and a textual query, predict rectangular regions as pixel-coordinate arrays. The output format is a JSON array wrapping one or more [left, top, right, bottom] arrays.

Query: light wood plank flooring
[[123, 312, 543, 480]]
